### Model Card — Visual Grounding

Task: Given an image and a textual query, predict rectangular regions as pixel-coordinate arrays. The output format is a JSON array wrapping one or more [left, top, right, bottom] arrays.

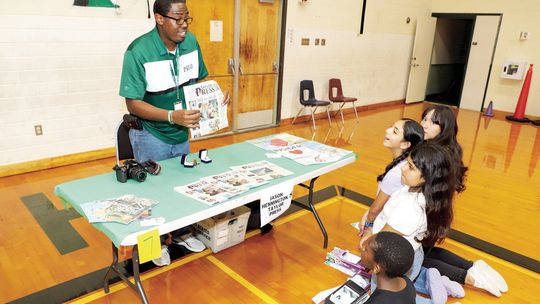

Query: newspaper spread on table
[[174, 161, 293, 206], [80, 194, 159, 225], [230, 160, 294, 181], [183, 80, 228, 139], [174, 179, 235, 205], [247, 133, 353, 165], [247, 133, 307, 151]]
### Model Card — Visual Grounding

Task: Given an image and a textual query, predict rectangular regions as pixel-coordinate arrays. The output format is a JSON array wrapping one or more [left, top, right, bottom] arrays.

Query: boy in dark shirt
[[361, 231, 416, 304]]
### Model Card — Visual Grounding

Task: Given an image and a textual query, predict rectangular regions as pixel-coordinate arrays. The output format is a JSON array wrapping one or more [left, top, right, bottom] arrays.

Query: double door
[[189, 0, 282, 136]]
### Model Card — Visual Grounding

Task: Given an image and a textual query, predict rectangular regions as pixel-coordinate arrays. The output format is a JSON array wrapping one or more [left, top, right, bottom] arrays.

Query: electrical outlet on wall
[[34, 125, 43, 136]]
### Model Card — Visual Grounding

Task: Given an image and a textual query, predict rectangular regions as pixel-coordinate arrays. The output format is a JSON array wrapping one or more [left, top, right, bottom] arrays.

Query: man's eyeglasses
[[159, 14, 193, 25]]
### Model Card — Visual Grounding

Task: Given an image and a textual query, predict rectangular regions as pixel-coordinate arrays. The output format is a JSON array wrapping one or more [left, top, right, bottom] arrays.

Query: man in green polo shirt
[[119, 0, 229, 162]]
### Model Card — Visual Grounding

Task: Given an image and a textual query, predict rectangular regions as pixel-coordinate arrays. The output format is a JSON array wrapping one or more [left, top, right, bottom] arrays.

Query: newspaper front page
[[183, 80, 228, 139]]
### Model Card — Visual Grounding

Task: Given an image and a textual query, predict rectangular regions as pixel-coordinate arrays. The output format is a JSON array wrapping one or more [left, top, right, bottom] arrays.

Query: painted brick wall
[[0, 15, 153, 165], [280, 0, 432, 119], [1, 0, 435, 166]]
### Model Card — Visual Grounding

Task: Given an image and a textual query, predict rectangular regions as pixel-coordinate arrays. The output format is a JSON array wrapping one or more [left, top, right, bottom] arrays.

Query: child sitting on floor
[[360, 231, 416, 304]]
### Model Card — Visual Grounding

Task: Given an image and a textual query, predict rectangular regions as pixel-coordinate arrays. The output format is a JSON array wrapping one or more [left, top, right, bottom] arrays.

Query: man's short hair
[[371, 232, 414, 277], [153, 0, 186, 16]]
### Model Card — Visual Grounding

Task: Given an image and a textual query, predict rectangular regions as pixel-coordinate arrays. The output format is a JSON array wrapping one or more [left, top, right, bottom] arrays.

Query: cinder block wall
[[0, 5, 153, 165]]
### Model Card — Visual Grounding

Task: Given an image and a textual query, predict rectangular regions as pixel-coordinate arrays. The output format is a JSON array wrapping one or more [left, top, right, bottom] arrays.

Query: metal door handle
[[272, 61, 278, 72], [228, 58, 236, 75]]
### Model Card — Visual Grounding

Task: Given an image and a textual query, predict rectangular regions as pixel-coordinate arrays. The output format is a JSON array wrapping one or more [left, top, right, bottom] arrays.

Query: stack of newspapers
[[80, 194, 158, 225]]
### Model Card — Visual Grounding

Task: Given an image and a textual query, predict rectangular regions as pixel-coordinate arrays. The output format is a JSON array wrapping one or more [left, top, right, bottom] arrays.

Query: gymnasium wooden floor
[[0, 102, 539, 303]]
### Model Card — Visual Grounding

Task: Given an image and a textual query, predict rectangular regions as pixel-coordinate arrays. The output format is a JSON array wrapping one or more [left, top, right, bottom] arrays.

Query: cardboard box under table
[[194, 205, 250, 253]]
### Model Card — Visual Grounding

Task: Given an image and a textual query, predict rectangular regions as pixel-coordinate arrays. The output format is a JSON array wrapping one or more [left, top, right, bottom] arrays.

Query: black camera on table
[[114, 160, 147, 183]]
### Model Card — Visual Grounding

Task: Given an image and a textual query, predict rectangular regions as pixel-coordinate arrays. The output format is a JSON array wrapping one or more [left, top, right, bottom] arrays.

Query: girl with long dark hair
[[361, 143, 456, 283], [421, 105, 467, 192], [419, 105, 507, 299], [359, 119, 424, 234]]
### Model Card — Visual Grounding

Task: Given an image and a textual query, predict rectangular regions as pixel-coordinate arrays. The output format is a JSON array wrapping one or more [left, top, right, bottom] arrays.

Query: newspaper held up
[[183, 80, 228, 139]]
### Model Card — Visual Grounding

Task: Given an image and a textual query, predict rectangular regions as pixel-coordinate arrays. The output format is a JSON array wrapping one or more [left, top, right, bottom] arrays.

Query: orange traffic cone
[[483, 101, 494, 117], [506, 64, 533, 122]]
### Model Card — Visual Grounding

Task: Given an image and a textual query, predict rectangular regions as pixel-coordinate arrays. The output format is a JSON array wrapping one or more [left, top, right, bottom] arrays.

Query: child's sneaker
[[152, 245, 171, 266], [426, 268, 448, 304], [441, 276, 465, 298], [474, 260, 508, 293], [469, 263, 501, 297], [173, 233, 206, 252]]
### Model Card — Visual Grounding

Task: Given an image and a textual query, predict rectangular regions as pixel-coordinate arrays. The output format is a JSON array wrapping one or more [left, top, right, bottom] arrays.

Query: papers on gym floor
[[248, 133, 353, 165], [315, 248, 371, 304], [324, 274, 370, 304], [312, 274, 370, 304], [80, 195, 159, 225], [183, 80, 228, 139], [325, 247, 370, 277], [174, 161, 293, 206]]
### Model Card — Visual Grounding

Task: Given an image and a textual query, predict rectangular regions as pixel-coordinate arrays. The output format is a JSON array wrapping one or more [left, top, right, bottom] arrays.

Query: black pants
[[422, 247, 473, 284]]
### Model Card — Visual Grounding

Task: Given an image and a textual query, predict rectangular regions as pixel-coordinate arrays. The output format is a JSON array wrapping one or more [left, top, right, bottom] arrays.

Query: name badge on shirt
[[174, 101, 184, 110], [177, 50, 199, 85]]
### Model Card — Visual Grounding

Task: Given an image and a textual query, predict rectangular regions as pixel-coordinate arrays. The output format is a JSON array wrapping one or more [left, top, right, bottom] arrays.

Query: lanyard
[[169, 49, 180, 102]]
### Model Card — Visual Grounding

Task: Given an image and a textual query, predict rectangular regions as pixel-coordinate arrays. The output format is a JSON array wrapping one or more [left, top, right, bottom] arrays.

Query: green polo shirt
[[119, 27, 208, 144]]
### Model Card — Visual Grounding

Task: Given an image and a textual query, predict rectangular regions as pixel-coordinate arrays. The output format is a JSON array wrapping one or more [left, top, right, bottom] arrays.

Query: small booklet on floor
[[324, 274, 369, 304]]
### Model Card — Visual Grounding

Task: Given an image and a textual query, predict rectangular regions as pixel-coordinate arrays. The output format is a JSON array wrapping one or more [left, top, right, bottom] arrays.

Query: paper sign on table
[[137, 229, 161, 263], [259, 183, 294, 227]]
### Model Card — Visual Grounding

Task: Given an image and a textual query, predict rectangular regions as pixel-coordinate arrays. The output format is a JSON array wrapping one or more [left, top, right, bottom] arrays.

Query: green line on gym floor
[[21, 193, 88, 255]]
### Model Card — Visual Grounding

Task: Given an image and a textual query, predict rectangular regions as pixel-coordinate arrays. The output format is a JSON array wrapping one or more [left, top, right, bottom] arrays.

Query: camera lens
[[129, 167, 147, 182]]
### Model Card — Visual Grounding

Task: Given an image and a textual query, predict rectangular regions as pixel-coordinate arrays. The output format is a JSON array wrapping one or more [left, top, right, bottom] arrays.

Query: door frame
[[192, 0, 285, 141], [275, 0, 288, 123], [431, 12, 502, 110], [232, 0, 284, 132], [405, 16, 437, 104]]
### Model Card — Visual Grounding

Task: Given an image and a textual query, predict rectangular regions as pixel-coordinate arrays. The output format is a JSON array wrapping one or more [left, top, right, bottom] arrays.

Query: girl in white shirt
[[359, 119, 424, 233], [361, 142, 456, 282]]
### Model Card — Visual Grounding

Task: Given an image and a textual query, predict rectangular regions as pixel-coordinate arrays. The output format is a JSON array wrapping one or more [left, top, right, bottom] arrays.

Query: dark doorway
[[425, 16, 474, 107]]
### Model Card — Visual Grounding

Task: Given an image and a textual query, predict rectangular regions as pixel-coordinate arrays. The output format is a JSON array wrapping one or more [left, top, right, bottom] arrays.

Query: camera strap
[[141, 160, 161, 175]]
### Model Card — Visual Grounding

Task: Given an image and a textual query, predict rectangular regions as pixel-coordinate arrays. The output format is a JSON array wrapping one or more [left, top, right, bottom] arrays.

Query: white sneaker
[[474, 260, 508, 293], [173, 233, 206, 252], [152, 245, 171, 266], [469, 263, 501, 297]]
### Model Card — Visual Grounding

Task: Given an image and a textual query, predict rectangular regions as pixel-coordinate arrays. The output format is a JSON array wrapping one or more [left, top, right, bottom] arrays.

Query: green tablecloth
[[55, 140, 356, 247]]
